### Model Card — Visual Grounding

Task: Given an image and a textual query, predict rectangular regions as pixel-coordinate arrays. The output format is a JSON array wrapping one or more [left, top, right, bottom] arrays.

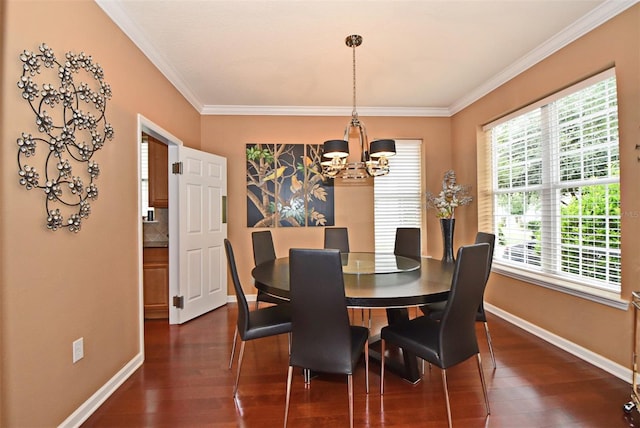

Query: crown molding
[[200, 105, 450, 117], [95, 0, 204, 112], [448, 0, 639, 115]]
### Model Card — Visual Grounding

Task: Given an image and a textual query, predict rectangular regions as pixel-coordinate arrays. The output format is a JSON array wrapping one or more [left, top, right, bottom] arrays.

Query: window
[[374, 140, 422, 253], [140, 136, 151, 217], [479, 68, 621, 301]]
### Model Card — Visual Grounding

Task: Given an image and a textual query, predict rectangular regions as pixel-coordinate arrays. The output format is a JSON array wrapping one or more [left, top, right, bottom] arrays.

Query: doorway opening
[[138, 116, 181, 327]]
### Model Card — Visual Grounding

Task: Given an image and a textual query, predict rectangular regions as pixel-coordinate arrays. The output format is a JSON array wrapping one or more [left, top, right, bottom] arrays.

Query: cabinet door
[[143, 248, 169, 319], [148, 135, 168, 208]]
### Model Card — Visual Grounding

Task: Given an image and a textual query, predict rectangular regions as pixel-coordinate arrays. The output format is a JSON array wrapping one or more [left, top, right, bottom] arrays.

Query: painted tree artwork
[[246, 143, 334, 227]]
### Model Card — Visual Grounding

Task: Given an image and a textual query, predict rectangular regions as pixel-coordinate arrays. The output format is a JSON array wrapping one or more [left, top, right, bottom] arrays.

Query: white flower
[[426, 170, 472, 219]]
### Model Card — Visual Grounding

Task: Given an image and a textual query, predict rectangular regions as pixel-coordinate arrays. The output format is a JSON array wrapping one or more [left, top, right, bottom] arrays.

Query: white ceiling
[[96, 0, 636, 116]]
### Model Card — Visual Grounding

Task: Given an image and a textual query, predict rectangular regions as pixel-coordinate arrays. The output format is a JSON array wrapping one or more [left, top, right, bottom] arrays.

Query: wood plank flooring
[[83, 305, 638, 427]]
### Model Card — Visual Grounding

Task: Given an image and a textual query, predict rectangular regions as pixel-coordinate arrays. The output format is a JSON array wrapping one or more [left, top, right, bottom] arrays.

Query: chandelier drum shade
[[321, 35, 396, 179]]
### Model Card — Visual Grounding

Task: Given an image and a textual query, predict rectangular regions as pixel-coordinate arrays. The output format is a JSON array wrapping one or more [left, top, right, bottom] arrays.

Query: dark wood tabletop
[[251, 252, 455, 309]]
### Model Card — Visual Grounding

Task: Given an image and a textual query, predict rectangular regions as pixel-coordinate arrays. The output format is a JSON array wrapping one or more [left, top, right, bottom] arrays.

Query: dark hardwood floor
[[83, 305, 637, 427]]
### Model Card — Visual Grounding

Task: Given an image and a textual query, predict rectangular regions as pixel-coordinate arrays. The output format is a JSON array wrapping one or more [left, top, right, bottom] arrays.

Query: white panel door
[[174, 146, 227, 324]]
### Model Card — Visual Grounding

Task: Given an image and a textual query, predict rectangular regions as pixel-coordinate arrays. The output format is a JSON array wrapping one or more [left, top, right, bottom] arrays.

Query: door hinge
[[173, 295, 184, 309], [172, 162, 183, 174]]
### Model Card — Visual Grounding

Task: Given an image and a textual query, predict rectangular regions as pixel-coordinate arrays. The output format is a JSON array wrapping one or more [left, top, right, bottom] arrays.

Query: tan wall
[[451, 5, 640, 366], [201, 115, 452, 290], [1, 0, 201, 425]]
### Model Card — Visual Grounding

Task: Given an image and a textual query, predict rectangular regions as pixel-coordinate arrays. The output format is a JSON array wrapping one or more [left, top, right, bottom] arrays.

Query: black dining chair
[[324, 227, 350, 253], [394, 227, 421, 260], [252, 230, 289, 308], [224, 239, 292, 397], [284, 248, 369, 428], [394, 227, 421, 319], [421, 232, 497, 369], [380, 243, 491, 428], [323, 227, 361, 322]]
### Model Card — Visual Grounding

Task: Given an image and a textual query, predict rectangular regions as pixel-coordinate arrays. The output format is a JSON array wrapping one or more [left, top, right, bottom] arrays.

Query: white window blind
[[140, 138, 150, 217], [374, 140, 422, 253], [481, 68, 620, 296]]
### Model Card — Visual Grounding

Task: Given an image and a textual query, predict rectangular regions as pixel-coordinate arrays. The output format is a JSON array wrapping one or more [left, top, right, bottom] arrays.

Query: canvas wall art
[[246, 143, 334, 227]]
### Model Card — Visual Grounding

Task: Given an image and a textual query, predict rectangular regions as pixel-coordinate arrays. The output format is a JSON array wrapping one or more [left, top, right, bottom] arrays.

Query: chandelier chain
[[352, 41, 357, 118]]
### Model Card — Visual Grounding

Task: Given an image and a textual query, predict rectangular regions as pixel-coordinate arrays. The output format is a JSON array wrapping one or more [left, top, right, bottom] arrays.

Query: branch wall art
[[246, 143, 334, 227]]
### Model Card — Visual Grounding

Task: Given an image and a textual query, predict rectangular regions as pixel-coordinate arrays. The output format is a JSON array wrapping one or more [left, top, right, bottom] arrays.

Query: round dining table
[[251, 252, 456, 383], [251, 252, 454, 308]]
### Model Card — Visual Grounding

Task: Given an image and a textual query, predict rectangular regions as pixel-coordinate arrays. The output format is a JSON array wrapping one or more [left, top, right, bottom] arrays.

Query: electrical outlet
[[73, 338, 84, 363]]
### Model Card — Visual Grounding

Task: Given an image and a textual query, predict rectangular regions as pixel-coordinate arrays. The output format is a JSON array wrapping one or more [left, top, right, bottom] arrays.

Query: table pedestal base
[[368, 307, 422, 384], [368, 339, 421, 384]]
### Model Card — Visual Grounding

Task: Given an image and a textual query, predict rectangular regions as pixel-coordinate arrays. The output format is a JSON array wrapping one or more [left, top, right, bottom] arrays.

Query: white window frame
[[480, 68, 625, 309], [374, 140, 422, 254]]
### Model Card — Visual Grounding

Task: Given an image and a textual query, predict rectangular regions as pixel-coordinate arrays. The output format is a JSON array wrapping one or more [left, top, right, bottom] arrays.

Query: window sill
[[492, 262, 628, 310]]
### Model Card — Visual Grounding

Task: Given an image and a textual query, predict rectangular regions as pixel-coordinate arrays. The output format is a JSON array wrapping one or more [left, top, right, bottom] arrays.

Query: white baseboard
[[485, 303, 631, 384], [58, 352, 144, 428], [227, 293, 256, 303]]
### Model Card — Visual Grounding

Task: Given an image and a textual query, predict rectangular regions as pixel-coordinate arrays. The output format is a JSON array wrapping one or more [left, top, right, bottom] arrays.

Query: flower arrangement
[[426, 170, 473, 219]]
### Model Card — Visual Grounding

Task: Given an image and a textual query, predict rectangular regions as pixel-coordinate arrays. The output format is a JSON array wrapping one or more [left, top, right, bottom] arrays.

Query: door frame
[[137, 115, 183, 332]]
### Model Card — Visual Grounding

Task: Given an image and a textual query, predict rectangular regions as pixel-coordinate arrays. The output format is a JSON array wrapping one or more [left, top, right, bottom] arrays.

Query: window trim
[[479, 68, 625, 309]]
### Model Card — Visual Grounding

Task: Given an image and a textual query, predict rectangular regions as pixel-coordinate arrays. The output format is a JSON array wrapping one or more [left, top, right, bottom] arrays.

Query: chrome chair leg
[[228, 326, 238, 369], [476, 353, 491, 414], [441, 369, 452, 428], [348, 374, 354, 428], [233, 341, 246, 397], [364, 339, 369, 394], [484, 321, 496, 369], [284, 365, 294, 427], [380, 339, 386, 395]]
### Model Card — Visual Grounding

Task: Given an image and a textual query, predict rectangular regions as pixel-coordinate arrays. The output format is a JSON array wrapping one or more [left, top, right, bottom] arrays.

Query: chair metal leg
[[441, 369, 453, 428], [348, 374, 354, 428], [228, 326, 238, 369], [380, 339, 386, 395], [483, 321, 496, 369], [232, 341, 246, 397], [476, 353, 491, 414], [364, 339, 369, 394], [284, 365, 294, 427]]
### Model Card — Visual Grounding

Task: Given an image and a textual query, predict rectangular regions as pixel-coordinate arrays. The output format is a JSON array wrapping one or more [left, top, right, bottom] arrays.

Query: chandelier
[[321, 35, 396, 179]]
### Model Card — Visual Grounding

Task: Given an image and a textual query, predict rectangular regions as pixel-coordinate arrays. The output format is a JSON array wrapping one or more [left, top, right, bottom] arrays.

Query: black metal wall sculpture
[[16, 43, 114, 232]]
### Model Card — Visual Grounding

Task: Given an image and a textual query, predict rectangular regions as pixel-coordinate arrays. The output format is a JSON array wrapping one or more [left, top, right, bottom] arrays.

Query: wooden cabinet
[[148, 135, 168, 208], [143, 247, 169, 319]]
